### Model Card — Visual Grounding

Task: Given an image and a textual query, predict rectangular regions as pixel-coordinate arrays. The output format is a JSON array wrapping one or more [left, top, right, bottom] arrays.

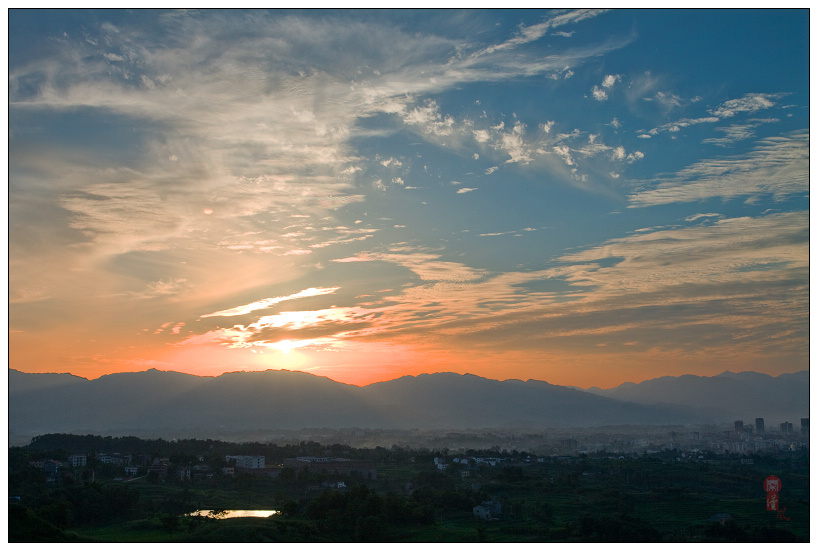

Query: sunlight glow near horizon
[[8, 9, 809, 389]]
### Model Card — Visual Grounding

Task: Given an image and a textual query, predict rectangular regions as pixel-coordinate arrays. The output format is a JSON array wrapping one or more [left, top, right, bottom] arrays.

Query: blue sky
[[8, 9, 810, 388]]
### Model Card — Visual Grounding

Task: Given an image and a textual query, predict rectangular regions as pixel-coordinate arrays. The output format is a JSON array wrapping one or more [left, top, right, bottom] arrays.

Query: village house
[[68, 454, 87, 467], [225, 455, 265, 469], [283, 457, 377, 480], [473, 500, 502, 520], [97, 453, 132, 465]]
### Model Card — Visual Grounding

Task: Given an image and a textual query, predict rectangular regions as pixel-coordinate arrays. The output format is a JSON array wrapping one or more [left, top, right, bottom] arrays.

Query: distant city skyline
[[8, 9, 809, 388]]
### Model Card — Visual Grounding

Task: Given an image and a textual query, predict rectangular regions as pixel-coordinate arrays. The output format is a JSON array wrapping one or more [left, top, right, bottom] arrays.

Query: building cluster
[[734, 417, 808, 437], [225, 455, 265, 469], [281, 456, 377, 480]]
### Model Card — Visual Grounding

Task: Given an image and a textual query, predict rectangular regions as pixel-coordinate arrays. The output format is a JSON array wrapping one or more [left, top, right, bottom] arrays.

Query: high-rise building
[[801, 418, 809, 436], [755, 418, 765, 434], [734, 420, 744, 433], [780, 422, 793, 434]]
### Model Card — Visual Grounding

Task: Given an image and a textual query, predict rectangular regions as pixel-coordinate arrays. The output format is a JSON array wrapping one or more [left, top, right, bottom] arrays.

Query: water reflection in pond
[[187, 510, 279, 519]]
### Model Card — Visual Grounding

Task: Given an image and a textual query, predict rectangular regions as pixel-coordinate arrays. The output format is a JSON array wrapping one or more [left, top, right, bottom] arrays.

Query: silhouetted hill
[[586, 370, 808, 423], [8, 369, 86, 393], [360, 373, 699, 428], [8, 368, 806, 444]]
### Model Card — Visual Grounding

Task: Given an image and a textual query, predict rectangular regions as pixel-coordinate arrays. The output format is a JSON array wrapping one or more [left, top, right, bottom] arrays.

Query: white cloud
[[554, 211, 808, 297], [626, 151, 644, 163], [591, 85, 608, 101], [333, 251, 486, 283], [591, 74, 620, 101], [552, 145, 574, 166], [601, 74, 621, 88], [702, 119, 779, 147], [403, 101, 455, 135], [380, 157, 403, 167], [648, 116, 720, 136], [653, 91, 683, 110], [473, 129, 491, 143], [202, 287, 340, 318], [457, 187, 477, 194], [470, 9, 608, 58], [685, 213, 721, 222], [629, 131, 808, 207], [709, 93, 786, 118]]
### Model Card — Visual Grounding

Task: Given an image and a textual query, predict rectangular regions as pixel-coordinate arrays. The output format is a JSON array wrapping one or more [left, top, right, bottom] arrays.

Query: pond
[[187, 509, 279, 519]]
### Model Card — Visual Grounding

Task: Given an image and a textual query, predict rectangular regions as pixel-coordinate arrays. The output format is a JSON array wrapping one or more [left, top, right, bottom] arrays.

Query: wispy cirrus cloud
[[468, 9, 609, 58], [702, 118, 780, 146], [333, 251, 487, 283], [628, 131, 808, 207], [9, 8, 627, 272], [643, 93, 785, 138], [709, 92, 788, 118], [201, 287, 340, 318]]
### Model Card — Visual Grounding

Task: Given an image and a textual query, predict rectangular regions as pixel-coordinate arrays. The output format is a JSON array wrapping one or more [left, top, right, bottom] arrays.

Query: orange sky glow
[[8, 9, 809, 391]]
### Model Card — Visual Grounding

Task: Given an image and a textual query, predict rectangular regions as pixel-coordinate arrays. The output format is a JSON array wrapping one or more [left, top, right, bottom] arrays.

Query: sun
[[263, 340, 313, 370], [271, 339, 297, 354]]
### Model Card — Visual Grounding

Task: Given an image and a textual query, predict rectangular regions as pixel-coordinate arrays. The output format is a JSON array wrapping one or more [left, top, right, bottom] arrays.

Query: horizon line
[[8, 366, 808, 392]]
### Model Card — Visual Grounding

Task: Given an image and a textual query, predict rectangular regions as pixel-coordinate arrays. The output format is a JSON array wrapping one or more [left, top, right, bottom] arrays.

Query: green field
[[9, 436, 809, 542]]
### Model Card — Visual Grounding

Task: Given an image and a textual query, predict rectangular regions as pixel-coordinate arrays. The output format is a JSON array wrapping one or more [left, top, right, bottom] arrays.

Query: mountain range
[[8, 368, 808, 445]]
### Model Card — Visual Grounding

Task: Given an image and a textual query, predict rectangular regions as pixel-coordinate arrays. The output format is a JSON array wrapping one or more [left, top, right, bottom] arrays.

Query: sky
[[8, 9, 810, 389]]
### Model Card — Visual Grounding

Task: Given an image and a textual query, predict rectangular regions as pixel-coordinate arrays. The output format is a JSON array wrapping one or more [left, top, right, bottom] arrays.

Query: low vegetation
[[8, 434, 809, 542]]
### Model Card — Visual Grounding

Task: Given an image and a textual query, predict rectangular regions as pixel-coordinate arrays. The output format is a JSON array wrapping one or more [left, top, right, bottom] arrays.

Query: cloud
[[629, 131, 808, 207], [591, 86, 608, 101], [498, 122, 532, 163], [702, 118, 780, 146], [556, 211, 807, 289], [356, 211, 805, 359], [457, 187, 477, 194], [403, 101, 456, 135], [201, 287, 340, 318], [591, 74, 621, 101], [709, 93, 787, 118], [132, 278, 190, 300], [647, 116, 720, 136], [552, 145, 574, 166], [178, 208, 807, 368], [470, 9, 608, 58], [333, 251, 487, 283], [653, 91, 683, 110], [153, 322, 172, 335], [601, 74, 621, 88], [380, 157, 403, 167], [184, 306, 382, 350], [685, 213, 722, 222]]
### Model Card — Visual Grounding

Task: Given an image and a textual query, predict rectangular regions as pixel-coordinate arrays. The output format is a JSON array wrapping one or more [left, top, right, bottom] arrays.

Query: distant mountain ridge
[[586, 370, 808, 423], [8, 368, 808, 445]]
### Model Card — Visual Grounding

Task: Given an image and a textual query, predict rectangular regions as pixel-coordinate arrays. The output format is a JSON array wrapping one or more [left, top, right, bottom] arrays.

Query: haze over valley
[[10, 368, 807, 446]]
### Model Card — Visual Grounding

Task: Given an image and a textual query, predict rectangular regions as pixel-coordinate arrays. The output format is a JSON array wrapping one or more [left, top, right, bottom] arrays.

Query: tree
[[160, 514, 179, 535]]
